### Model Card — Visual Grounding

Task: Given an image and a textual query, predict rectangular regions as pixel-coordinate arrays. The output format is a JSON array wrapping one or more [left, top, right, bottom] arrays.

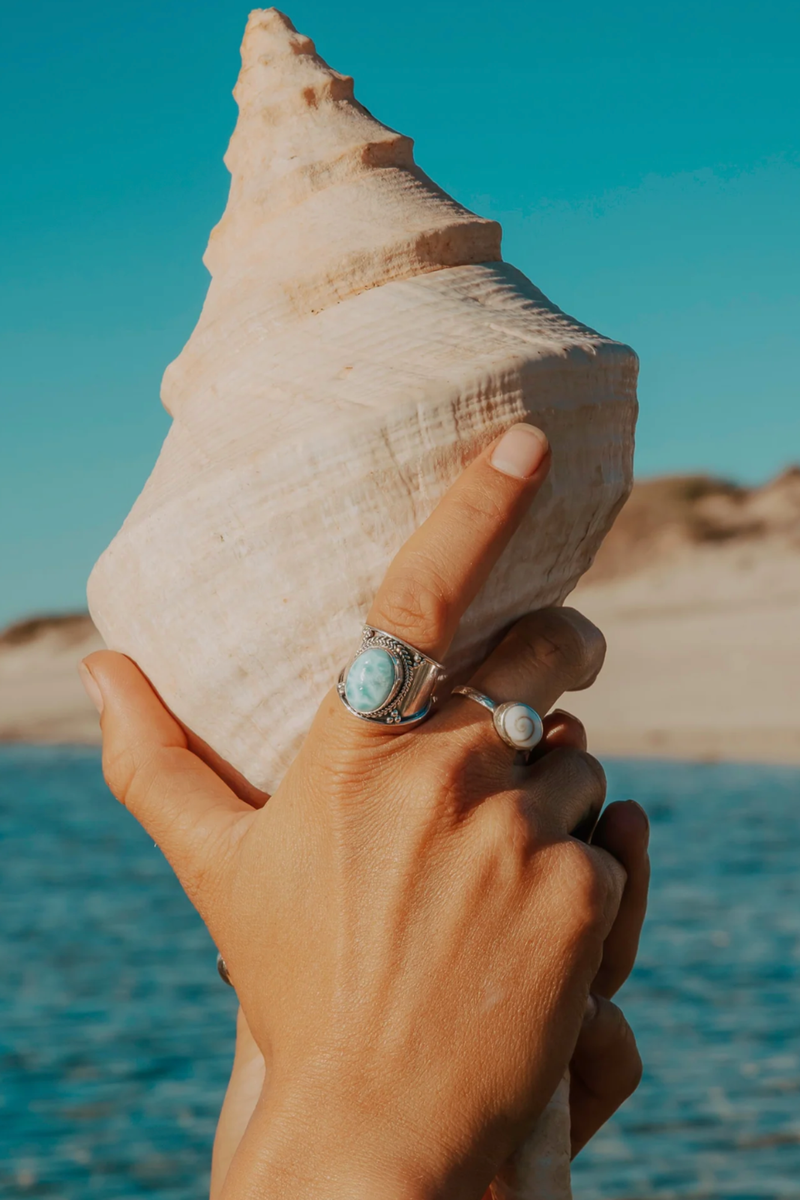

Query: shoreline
[[2, 733, 799, 770]]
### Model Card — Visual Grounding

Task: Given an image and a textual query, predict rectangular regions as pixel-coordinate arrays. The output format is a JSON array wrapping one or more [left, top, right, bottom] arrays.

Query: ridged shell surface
[[88, 7, 637, 797]]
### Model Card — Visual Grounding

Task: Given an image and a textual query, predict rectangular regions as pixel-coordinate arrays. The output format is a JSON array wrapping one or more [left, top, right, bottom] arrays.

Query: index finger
[[367, 423, 551, 660]]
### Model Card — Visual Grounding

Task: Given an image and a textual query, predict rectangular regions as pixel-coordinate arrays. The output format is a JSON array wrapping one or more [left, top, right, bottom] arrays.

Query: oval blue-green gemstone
[[345, 646, 397, 713]]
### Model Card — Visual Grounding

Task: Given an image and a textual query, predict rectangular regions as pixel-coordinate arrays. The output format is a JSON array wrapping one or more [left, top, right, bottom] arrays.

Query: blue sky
[[1, 0, 798, 624]]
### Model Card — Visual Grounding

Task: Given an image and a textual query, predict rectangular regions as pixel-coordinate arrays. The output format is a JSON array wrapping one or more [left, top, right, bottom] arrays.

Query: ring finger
[[436, 607, 606, 766]]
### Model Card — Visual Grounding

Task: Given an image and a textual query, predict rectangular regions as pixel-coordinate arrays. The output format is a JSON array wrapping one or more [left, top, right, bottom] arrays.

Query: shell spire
[[163, 7, 501, 417]]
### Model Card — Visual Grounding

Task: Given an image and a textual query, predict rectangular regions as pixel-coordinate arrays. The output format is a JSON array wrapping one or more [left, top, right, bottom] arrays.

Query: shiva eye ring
[[451, 685, 544, 752]]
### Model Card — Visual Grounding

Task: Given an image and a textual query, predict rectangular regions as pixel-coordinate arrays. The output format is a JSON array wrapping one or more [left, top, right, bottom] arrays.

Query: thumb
[[80, 650, 249, 904]]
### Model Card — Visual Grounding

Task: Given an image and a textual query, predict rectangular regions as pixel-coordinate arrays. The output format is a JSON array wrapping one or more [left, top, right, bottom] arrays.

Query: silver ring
[[217, 953, 233, 987], [452, 685, 544, 752], [338, 626, 445, 728]]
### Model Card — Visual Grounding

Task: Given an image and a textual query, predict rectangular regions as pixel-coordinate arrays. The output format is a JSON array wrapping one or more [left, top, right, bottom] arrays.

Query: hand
[[82, 424, 629, 1200], [208, 716, 649, 1196]]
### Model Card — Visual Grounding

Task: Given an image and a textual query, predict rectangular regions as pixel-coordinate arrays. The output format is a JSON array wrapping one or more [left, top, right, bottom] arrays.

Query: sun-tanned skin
[[81, 425, 649, 1200], [208, 710, 649, 1198]]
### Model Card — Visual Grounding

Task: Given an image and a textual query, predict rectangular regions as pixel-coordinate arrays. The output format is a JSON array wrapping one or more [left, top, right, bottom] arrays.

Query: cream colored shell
[[88, 10, 637, 1195], [89, 8, 636, 793]]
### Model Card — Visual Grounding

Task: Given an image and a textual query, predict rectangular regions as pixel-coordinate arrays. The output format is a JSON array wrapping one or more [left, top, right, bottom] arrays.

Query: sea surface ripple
[[1, 748, 799, 1199]]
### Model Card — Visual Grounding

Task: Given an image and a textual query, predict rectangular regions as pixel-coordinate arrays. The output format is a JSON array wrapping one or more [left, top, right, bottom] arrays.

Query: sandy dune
[[3, 469, 799, 764], [568, 468, 800, 763], [0, 615, 104, 744], [569, 542, 800, 763]]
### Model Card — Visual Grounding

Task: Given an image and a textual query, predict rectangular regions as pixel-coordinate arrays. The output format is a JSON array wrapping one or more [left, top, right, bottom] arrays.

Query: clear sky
[[1, 0, 798, 625]]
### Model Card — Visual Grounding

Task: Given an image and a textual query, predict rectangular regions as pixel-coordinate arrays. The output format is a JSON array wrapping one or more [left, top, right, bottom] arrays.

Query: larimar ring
[[338, 626, 445, 728], [452, 685, 544, 752]]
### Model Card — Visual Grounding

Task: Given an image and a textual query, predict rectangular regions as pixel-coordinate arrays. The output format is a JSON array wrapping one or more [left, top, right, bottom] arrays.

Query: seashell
[[88, 7, 637, 792], [494, 700, 545, 751], [87, 9, 638, 1197]]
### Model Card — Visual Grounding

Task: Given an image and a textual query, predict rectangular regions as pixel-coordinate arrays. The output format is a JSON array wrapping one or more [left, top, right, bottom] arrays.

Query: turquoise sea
[[2, 747, 800, 1198]]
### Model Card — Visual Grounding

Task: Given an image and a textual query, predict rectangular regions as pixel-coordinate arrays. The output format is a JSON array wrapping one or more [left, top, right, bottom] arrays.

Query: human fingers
[[184, 726, 271, 809], [80, 651, 250, 902], [366, 423, 550, 660], [516, 747, 607, 841], [471, 608, 605, 708], [569, 995, 642, 1158], [590, 800, 650, 998], [538, 710, 588, 755], [437, 607, 604, 766]]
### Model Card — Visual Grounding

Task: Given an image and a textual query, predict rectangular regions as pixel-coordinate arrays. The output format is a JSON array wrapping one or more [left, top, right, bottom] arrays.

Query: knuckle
[[102, 741, 146, 807], [102, 740, 177, 818], [573, 749, 607, 802], [478, 801, 532, 865], [316, 741, 392, 811], [557, 842, 619, 938], [528, 748, 607, 832], [593, 845, 628, 912], [517, 608, 605, 688], [416, 754, 466, 816], [560, 608, 607, 684], [544, 746, 606, 797], [565, 841, 604, 906], [612, 1012, 644, 1097], [457, 485, 508, 530], [419, 737, 506, 815], [376, 569, 449, 647]]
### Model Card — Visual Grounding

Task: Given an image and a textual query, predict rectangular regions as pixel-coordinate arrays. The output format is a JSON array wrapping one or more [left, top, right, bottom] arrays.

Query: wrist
[[237, 1143, 433, 1200], [225, 1119, 434, 1200], [220, 1080, 492, 1200]]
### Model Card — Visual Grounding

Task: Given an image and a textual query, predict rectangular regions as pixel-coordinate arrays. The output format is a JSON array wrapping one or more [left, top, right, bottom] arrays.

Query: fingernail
[[79, 661, 104, 715], [583, 993, 598, 1026], [490, 424, 549, 480]]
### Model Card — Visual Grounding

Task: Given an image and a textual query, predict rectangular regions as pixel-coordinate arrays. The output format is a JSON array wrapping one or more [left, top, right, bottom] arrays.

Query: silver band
[[452, 685, 544, 752], [338, 626, 445, 728]]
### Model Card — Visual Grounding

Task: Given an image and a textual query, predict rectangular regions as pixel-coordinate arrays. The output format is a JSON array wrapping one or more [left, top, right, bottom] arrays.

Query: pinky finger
[[530, 710, 588, 761]]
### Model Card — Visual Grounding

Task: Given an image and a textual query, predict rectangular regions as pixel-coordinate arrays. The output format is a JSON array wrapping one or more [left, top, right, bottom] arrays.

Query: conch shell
[[88, 8, 637, 1196]]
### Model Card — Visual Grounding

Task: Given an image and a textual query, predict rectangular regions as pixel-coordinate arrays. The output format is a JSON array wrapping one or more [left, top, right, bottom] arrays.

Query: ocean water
[[1, 747, 799, 1199]]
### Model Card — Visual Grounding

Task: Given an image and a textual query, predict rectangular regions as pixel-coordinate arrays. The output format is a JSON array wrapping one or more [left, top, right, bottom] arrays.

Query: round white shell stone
[[495, 703, 543, 751]]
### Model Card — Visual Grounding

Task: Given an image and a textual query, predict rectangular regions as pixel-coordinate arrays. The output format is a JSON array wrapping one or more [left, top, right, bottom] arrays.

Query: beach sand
[[569, 540, 800, 763], [0, 615, 104, 744]]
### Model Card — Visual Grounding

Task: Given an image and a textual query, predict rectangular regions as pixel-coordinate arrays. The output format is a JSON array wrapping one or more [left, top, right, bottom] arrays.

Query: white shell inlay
[[497, 703, 543, 750]]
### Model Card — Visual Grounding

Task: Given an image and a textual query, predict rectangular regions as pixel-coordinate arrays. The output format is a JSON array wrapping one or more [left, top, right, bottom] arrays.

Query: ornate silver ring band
[[338, 626, 445, 728], [452, 685, 544, 753]]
